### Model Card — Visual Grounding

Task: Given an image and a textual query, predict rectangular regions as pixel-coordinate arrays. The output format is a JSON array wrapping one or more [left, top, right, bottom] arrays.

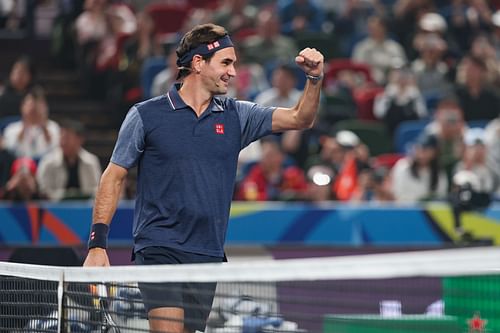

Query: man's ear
[[192, 55, 203, 74]]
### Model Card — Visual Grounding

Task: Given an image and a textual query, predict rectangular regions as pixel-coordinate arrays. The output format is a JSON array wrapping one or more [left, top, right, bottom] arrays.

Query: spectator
[[4, 156, 38, 201], [444, 0, 493, 55], [453, 127, 495, 194], [351, 166, 394, 202], [0, 55, 35, 118], [0, 135, 16, 199], [484, 116, 500, 196], [254, 63, 301, 107], [352, 15, 407, 84], [120, 10, 162, 103], [277, 0, 325, 37], [332, 0, 386, 57], [454, 55, 500, 122], [330, 130, 371, 201], [36, 120, 101, 201], [391, 133, 448, 203], [455, 34, 500, 90], [3, 86, 60, 160], [212, 0, 257, 35], [150, 48, 178, 98], [410, 33, 454, 109], [373, 67, 427, 138], [425, 99, 466, 184], [255, 63, 312, 169], [391, 0, 438, 57], [241, 9, 298, 64], [236, 136, 308, 201]]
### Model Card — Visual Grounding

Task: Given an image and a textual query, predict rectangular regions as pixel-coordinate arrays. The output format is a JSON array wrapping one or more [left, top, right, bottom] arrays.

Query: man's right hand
[[83, 248, 110, 267]]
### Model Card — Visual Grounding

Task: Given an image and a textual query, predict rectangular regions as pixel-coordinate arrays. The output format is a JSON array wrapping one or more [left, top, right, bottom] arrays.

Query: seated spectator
[[4, 156, 38, 201], [36, 120, 101, 201], [241, 9, 298, 64], [120, 10, 161, 103], [373, 67, 427, 138], [455, 34, 500, 92], [3, 86, 60, 160], [425, 99, 466, 184], [454, 55, 500, 122], [391, 133, 448, 203], [351, 166, 394, 203], [453, 128, 495, 195], [0, 135, 16, 199], [150, 48, 178, 98], [411, 33, 454, 109], [212, 0, 257, 35], [484, 116, 500, 196], [351, 15, 407, 84], [254, 63, 301, 108], [236, 136, 308, 201], [330, 130, 371, 201], [0, 55, 36, 118]]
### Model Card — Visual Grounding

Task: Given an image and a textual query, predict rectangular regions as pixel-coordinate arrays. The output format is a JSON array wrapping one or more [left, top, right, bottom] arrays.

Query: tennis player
[[83, 23, 324, 333]]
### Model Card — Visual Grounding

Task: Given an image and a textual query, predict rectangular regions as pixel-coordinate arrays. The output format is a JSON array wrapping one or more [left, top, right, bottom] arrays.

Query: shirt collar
[[166, 84, 224, 113]]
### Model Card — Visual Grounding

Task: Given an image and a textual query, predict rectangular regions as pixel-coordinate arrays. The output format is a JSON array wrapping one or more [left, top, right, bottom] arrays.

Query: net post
[[56, 270, 65, 333]]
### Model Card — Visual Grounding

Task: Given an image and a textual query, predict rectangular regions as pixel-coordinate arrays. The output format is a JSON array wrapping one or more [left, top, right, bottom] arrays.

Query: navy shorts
[[134, 246, 224, 331]]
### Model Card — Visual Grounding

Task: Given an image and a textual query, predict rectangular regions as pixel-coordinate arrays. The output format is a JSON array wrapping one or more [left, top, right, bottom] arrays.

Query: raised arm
[[272, 48, 324, 132], [83, 162, 128, 267]]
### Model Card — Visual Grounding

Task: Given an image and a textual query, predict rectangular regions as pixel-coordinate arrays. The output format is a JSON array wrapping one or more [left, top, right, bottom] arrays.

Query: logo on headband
[[207, 41, 220, 50]]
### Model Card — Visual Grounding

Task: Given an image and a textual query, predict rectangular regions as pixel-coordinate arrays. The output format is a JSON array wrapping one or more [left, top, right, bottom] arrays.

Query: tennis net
[[0, 246, 499, 333]]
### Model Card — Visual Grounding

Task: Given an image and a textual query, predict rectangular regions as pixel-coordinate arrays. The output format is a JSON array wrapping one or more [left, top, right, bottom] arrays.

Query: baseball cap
[[335, 130, 360, 148], [464, 128, 485, 146], [419, 13, 447, 32]]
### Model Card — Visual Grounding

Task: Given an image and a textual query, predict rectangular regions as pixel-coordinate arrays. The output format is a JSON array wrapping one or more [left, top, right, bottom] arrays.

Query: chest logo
[[215, 123, 225, 134]]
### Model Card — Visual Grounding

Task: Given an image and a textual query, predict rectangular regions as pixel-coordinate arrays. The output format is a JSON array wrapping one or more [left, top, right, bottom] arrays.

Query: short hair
[[60, 119, 86, 137], [175, 23, 228, 80], [13, 55, 36, 79], [24, 85, 46, 102]]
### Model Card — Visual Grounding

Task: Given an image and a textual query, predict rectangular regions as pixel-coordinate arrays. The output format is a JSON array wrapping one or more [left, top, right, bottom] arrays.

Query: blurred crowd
[[0, 0, 500, 206]]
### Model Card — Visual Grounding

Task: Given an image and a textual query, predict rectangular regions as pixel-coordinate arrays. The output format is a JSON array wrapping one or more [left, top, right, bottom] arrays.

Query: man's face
[[199, 47, 237, 95]]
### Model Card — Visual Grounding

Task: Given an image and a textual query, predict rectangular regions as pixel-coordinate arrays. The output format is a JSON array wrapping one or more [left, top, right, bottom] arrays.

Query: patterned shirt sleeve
[[110, 106, 145, 169], [235, 100, 275, 149]]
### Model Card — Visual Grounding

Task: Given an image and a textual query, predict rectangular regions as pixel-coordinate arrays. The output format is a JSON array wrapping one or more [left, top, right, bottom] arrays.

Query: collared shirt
[[111, 84, 275, 257]]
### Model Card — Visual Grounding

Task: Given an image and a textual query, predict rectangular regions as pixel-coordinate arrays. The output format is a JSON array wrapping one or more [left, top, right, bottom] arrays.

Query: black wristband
[[305, 73, 324, 84], [88, 223, 109, 249]]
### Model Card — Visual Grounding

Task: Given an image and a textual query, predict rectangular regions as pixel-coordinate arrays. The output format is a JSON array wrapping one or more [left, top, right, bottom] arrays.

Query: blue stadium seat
[[393, 119, 430, 154]]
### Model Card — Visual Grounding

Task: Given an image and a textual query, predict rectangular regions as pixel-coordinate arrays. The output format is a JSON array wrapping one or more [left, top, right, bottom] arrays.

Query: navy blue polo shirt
[[111, 84, 275, 257]]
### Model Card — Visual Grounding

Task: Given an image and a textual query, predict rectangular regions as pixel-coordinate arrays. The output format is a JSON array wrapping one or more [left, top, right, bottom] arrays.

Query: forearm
[[92, 165, 126, 225], [293, 77, 322, 129]]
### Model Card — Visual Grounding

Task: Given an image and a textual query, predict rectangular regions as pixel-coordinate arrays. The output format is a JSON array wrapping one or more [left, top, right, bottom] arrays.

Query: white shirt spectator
[[3, 119, 60, 159], [391, 157, 448, 203], [36, 147, 102, 201]]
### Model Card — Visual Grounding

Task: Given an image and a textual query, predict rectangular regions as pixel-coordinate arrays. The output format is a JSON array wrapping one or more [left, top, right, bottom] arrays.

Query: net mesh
[[0, 246, 499, 333]]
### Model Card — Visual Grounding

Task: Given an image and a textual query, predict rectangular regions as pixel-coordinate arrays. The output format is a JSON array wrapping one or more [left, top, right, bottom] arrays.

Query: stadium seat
[[371, 153, 404, 170], [393, 119, 430, 154], [325, 59, 375, 86], [140, 56, 167, 100], [145, 2, 191, 37], [352, 85, 384, 120], [333, 119, 393, 156]]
